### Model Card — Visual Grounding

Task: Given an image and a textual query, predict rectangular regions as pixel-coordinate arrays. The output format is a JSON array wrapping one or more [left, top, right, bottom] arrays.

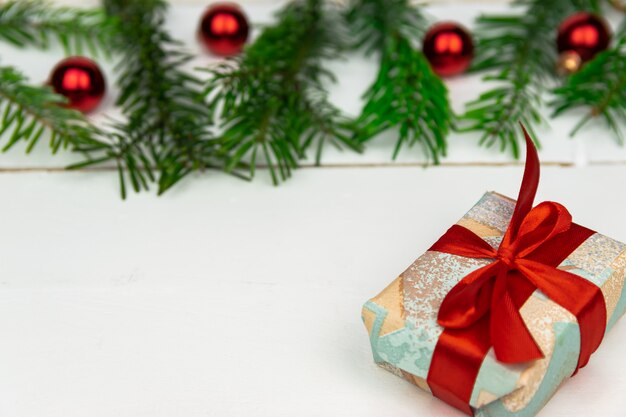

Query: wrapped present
[[362, 127, 626, 416]]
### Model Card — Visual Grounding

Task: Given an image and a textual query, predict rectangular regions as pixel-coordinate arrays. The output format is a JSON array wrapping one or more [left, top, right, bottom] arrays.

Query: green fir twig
[[346, 0, 451, 162], [0, 0, 117, 57], [551, 22, 626, 144], [75, 0, 221, 198], [462, 0, 600, 158], [0, 65, 100, 155], [205, 0, 361, 185]]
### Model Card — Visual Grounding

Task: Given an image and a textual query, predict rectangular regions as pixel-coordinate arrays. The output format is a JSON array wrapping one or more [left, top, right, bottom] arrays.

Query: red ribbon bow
[[425, 126, 607, 415]]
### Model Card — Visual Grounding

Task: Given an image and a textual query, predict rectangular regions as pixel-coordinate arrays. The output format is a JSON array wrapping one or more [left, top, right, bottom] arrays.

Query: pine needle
[[204, 0, 361, 185], [551, 22, 626, 144], [0, 0, 117, 57], [78, 0, 221, 198], [346, 0, 451, 163], [0, 66, 101, 156], [461, 0, 601, 158]]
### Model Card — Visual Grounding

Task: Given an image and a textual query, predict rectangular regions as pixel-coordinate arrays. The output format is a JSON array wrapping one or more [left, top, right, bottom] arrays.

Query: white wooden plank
[[0, 165, 624, 416]]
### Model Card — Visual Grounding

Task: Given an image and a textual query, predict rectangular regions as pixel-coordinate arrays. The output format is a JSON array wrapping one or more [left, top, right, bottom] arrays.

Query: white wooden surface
[[1, 2, 626, 417]]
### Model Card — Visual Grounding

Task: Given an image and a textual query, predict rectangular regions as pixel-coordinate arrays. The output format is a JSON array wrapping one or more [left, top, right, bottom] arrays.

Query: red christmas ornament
[[49, 56, 106, 113], [557, 12, 611, 63], [198, 3, 249, 56], [423, 22, 474, 77]]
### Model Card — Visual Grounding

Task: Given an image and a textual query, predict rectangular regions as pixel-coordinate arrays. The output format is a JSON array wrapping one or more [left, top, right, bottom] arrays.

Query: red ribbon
[[425, 125, 607, 415]]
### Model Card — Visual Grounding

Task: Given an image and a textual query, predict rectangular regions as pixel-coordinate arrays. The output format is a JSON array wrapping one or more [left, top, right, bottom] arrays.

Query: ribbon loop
[[490, 269, 544, 363], [514, 202, 573, 259], [437, 262, 500, 329]]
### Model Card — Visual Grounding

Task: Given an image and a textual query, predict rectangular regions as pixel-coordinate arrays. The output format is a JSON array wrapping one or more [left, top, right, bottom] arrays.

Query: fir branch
[[345, 0, 425, 56], [346, 0, 451, 162], [551, 23, 626, 144], [80, 0, 220, 197], [205, 0, 361, 185], [0, 65, 100, 155], [461, 0, 600, 158], [0, 0, 117, 57]]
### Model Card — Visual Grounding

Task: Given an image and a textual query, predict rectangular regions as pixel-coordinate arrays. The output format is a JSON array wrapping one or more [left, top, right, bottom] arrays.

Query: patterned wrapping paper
[[362, 192, 626, 417]]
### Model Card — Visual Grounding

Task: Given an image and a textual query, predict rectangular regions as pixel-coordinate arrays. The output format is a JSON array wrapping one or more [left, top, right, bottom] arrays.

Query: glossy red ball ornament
[[423, 22, 474, 77], [49, 56, 106, 113], [557, 12, 611, 63], [198, 3, 249, 56]]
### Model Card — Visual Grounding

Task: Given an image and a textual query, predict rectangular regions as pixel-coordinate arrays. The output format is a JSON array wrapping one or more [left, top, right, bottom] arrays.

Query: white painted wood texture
[[1, 2, 626, 417], [1, 166, 626, 417]]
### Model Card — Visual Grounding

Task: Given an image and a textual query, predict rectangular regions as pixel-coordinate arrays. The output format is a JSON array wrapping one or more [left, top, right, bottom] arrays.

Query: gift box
[[362, 128, 626, 416]]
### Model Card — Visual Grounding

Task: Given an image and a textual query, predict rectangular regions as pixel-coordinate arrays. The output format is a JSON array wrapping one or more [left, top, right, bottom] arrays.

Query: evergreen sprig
[[0, 65, 100, 154], [551, 22, 626, 143], [0, 0, 117, 57], [205, 0, 361, 185], [462, 0, 600, 158], [77, 0, 220, 198], [346, 0, 451, 162]]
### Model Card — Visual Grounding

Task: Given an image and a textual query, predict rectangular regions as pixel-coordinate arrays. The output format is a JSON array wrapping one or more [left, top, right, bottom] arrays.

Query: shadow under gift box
[[362, 192, 626, 417]]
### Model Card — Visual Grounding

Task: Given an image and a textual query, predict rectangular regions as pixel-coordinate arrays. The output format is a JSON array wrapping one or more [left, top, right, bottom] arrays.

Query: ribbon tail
[[490, 268, 544, 363], [428, 315, 491, 416]]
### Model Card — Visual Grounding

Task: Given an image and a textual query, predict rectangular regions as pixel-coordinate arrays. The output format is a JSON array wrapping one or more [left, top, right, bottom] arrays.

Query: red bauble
[[557, 12, 611, 62], [49, 56, 106, 113], [198, 3, 249, 56], [423, 22, 474, 77]]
